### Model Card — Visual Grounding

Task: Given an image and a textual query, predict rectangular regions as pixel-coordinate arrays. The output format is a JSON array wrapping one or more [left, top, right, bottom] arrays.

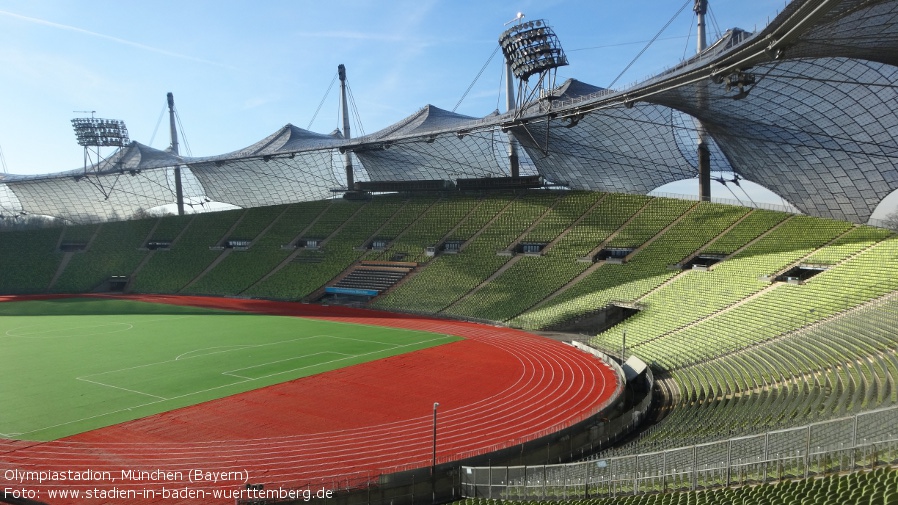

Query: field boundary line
[[75, 377, 168, 400], [82, 336, 324, 379], [222, 336, 455, 381], [4, 322, 133, 339], [221, 351, 350, 379], [20, 333, 457, 437]]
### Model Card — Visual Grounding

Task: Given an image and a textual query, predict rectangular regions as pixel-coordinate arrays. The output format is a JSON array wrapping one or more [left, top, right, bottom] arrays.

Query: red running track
[[0, 295, 620, 504]]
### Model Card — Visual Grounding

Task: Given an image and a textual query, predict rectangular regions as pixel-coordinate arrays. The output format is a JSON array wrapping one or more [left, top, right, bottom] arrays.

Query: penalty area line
[[219, 335, 455, 381], [17, 333, 456, 438], [76, 376, 168, 400], [17, 376, 259, 438]]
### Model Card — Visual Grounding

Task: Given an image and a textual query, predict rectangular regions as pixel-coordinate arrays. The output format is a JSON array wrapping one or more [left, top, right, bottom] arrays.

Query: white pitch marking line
[[76, 377, 168, 400], [1, 314, 190, 340], [175, 344, 257, 361], [17, 333, 455, 437], [83, 335, 324, 379], [4, 322, 134, 339], [221, 351, 351, 376], [172, 335, 328, 361], [219, 335, 455, 381]]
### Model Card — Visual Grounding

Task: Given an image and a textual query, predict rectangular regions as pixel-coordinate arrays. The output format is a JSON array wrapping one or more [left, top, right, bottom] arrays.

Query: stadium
[[2, 0, 898, 504]]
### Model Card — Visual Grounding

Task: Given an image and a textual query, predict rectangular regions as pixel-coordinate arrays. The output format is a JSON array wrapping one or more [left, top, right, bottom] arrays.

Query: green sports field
[[0, 298, 459, 441]]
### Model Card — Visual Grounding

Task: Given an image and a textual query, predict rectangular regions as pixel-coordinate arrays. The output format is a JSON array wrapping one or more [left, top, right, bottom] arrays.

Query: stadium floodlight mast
[[71, 112, 131, 199], [498, 17, 569, 115], [71, 117, 130, 148]]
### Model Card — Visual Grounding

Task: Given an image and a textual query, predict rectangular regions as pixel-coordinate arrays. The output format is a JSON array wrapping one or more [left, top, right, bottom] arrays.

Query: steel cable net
[[189, 151, 346, 208], [503, 0, 898, 223], [648, 57, 898, 223], [354, 132, 514, 181], [7, 169, 180, 223], [352, 105, 512, 181], [510, 104, 716, 193], [0, 183, 25, 218], [0, 125, 362, 221], [186, 123, 361, 207], [2, 0, 898, 224]]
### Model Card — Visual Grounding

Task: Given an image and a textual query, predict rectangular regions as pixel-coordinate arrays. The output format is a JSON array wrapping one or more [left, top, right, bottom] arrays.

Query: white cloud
[[0, 9, 237, 70]]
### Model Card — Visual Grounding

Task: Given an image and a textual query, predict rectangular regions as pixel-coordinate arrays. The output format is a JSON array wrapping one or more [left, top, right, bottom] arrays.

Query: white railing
[[462, 406, 898, 500]]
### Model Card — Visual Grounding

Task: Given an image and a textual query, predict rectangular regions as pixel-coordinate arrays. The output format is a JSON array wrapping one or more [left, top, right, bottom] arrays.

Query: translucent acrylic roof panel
[[361, 105, 488, 141], [191, 125, 345, 162], [355, 128, 510, 181], [0, 183, 24, 217], [787, 0, 898, 65], [647, 57, 898, 223], [4, 0, 898, 225], [7, 168, 179, 223], [187, 150, 343, 208], [99, 142, 183, 172], [510, 104, 712, 193]]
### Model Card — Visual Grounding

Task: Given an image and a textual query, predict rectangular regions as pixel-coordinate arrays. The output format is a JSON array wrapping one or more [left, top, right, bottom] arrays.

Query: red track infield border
[[0, 295, 620, 504]]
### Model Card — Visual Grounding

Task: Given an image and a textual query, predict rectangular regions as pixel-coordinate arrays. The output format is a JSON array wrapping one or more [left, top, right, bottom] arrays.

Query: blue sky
[[0, 0, 787, 177]]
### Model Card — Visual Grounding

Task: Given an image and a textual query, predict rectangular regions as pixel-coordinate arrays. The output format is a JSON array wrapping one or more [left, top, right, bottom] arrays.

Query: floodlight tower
[[695, 0, 712, 202], [339, 64, 354, 190], [498, 18, 569, 115], [71, 113, 130, 198], [167, 92, 185, 216]]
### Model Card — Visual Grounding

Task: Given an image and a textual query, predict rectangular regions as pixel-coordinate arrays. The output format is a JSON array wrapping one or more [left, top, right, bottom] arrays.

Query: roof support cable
[[174, 109, 192, 157], [682, 14, 695, 61], [496, 61, 505, 113], [148, 103, 167, 149], [453, 45, 501, 113], [608, 0, 692, 89], [708, 4, 723, 41], [308, 72, 338, 130], [347, 85, 366, 137], [732, 174, 759, 208], [715, 173, 745, 206]]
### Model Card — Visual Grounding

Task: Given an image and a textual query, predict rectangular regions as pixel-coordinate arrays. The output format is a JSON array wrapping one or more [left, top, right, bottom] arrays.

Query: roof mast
[[695, 0, 708, 53], [339, 64, 354, 190], [168, 92, 185, 216], [694, 0, 712, 202]]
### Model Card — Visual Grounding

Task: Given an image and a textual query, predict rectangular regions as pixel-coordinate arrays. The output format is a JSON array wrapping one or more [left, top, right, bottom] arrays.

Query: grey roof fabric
[[3, 0, 898, 225], [188, 151, 352, 209], [360, 105, 486, 141], [518, 0, 898, 223], [354, 106, 510, 181], [647, 57, 898, 222], [506, 0, 898, 223], [191, 124, 346, 161], [512, 103, 732, 193], [7, 168, 179, 222]]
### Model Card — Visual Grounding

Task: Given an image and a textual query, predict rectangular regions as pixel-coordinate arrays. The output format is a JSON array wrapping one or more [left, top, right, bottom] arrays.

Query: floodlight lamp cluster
[[499, 19, 568, 81], [724, 71, 756, 92], [71, 118, 130, 147]]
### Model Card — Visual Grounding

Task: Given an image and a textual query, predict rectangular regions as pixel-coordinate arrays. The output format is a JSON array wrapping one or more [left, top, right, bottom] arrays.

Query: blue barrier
[[325, 287, 379, 297]]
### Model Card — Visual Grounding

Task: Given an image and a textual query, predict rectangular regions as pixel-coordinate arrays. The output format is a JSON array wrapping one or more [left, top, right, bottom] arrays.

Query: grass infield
[[0, 298, 460, 441]]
